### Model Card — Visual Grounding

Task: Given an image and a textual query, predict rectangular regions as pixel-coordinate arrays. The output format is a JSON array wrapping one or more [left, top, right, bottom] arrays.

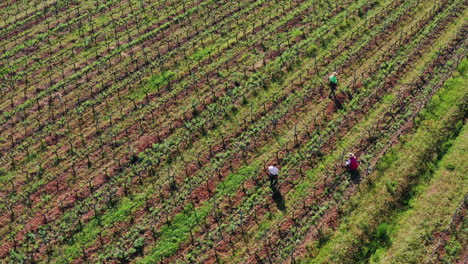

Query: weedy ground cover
[[0, 0, 466, 263]]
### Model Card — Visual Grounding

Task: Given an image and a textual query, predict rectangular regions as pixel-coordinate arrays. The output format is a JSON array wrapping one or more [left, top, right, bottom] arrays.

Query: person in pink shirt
[[345, 153, 359, 171]]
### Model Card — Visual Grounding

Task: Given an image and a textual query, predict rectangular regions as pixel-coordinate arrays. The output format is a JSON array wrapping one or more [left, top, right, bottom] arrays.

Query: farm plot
[[0, 0, 466, 263]]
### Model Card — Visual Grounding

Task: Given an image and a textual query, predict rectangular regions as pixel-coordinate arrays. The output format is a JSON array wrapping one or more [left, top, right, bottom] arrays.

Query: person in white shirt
[[267, 163, 279, 188]]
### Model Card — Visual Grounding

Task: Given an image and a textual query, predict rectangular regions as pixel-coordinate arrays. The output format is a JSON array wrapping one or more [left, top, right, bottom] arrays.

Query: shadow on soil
[[272, 189, 286, 212], [349, 170, 361, 184], [333, 97, 344, 110], [329, 91, 349, 110]]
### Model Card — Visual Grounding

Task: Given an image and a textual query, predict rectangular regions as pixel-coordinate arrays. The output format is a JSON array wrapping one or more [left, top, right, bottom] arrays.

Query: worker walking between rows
[[329, 71, 338, 98], [345, 152, 360, 182], [267, 163, 279, 190], [266, 163, 285, 210], [345, 153, 359, 171]]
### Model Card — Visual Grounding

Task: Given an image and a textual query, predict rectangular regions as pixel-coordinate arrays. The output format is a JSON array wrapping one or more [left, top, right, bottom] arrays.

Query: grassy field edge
[[300, 58, 468, 263]]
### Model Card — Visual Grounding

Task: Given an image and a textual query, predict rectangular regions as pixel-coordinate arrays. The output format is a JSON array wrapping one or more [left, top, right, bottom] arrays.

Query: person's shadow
[[349, 170, 361, 184], [333, 96, 343, 110], [272, 189, 286, 211]]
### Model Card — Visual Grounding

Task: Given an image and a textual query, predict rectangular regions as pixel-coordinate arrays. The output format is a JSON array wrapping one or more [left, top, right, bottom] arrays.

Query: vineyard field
[[0, 0, 467, 263]]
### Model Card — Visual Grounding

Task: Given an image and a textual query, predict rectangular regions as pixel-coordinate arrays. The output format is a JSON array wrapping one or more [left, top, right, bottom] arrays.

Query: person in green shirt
[[329, 71, 338, 98]]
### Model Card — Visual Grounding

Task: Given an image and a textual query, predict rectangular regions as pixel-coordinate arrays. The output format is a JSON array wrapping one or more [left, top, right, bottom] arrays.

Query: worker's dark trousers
[[269, 174, 278, 188], [346, 167, 360, 182], [329, 82, 337, 97]]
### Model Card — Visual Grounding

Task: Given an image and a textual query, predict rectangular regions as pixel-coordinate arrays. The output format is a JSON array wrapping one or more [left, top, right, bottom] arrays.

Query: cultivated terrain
[[0, 0, 466, 263]]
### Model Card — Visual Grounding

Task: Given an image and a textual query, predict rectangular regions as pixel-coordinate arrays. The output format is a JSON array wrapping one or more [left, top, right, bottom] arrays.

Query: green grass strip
[[376, 117, 467, 263], [60, 196, 144, 263], [301, 58, 467, 264], [137, 165, 258, 263]]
